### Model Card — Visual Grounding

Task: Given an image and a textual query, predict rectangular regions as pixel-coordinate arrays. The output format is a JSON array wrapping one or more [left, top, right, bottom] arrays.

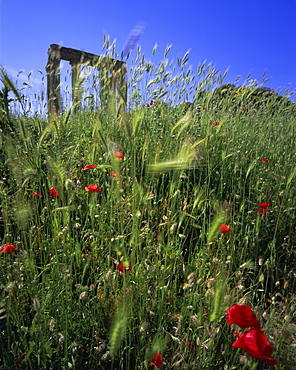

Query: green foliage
[[0, 45, 295, 369]]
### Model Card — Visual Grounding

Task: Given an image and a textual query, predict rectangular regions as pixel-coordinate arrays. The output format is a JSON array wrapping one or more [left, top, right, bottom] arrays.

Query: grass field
[[0, 43, 296, 369]]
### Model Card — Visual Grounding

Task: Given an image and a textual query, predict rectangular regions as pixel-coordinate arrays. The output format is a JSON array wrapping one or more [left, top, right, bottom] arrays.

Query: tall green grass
[[0, 41, 295, 369]]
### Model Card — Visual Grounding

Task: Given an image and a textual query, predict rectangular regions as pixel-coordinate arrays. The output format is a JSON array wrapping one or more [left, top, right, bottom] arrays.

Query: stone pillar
[[46, 45, 61, 116], [46, 44, 127, 115], [70, 59, 81, 113]]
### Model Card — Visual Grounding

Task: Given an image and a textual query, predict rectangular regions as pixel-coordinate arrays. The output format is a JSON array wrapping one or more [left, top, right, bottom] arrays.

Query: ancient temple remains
[[46, 44, 127, 115]]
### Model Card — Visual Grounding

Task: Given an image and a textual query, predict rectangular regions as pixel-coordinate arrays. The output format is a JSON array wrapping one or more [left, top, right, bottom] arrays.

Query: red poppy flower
[[110, 172, 117, 177], [262, 158, 269, 163], [85, 184, 100, 193], [232, 327, 277, 366], [214, 121, 220, 126], [149, 352, 163, 368], [202, 106, 206, 109], [1, 243, 18, 254], [114, 152, 123, 160], [150, 100, 154, 106], [116, 262, 132, 273], [220, 224, 230, 234], [83, 165, 97, 170], [187, 340, 196, 354], [259, 202, 270, 209], [241, 106, 246, 109], [226, 305, 260, 329], [257, 208, 269, 215], [33, 192, 40, 197], [94, 106, 99, 110], [19, 354, 25, 361], [15, 354, 25, 370], [294, 231, 296, 235], [49, 187, 59, 197]]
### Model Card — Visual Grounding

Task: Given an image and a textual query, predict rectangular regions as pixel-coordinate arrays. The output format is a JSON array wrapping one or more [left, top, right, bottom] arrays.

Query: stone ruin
[[46, 44, 127, 115]]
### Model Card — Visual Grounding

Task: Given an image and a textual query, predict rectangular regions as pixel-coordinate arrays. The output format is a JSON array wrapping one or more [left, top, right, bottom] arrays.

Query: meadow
[[0, 42, 296, 369]]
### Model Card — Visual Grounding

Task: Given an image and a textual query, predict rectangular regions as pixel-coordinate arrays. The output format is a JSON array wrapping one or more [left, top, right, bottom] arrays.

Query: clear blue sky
[[1, 0, 295, 100]]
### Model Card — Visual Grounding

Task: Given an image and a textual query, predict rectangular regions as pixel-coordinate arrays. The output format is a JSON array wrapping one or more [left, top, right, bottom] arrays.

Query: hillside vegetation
[[0, 46, 295, 369]]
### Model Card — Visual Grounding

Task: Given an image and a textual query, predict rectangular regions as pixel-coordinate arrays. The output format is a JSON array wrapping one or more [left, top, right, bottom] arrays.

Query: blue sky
[[1, 0, 295, 103]]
